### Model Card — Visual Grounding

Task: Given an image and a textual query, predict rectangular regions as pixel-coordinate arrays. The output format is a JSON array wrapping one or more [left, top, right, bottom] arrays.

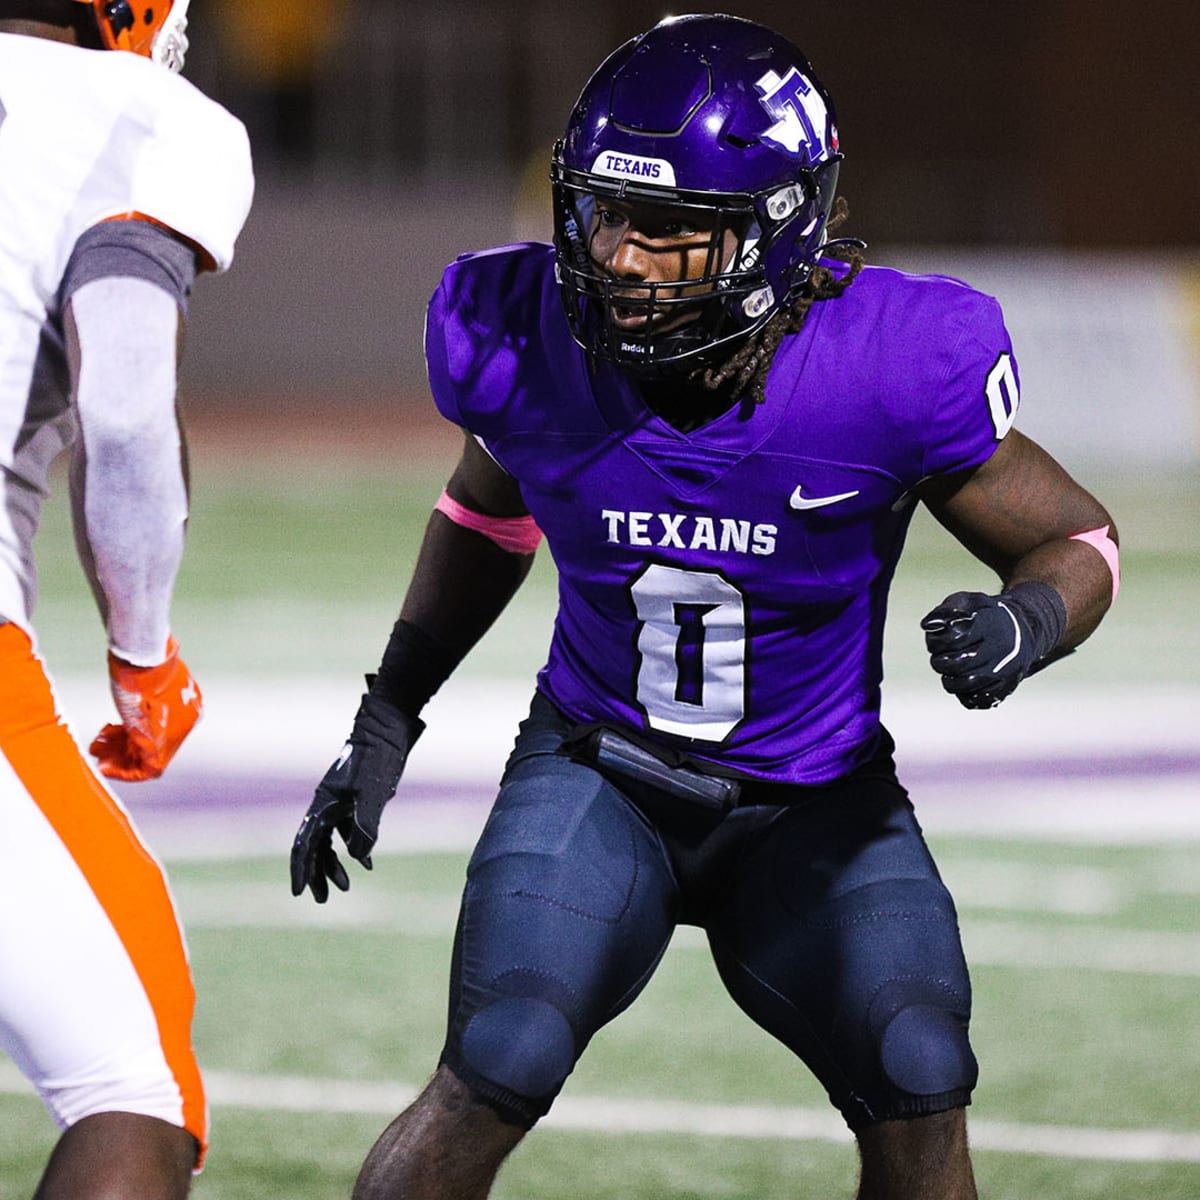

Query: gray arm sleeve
[[66, 268, 189, 666], [60, 219, 198, 313]]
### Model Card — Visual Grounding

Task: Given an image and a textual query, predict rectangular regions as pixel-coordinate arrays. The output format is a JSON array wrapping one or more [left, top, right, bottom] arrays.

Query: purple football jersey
[[425, 244, 1018, 783]]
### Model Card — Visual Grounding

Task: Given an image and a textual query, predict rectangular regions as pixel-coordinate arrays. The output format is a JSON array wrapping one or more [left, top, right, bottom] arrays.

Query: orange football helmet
[[73, 0, 191, 71]]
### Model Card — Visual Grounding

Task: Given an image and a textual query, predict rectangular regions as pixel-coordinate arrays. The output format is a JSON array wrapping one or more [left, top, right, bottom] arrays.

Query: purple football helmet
[[551, 13, 844, 376]]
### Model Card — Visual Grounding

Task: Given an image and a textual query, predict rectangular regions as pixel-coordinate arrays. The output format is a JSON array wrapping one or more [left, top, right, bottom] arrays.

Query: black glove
[[290, 693, 424, 902], [920, 582, 1068, 710]]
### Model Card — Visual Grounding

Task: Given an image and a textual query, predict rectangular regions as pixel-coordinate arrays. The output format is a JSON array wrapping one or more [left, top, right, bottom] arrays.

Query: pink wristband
[[434, 489, 543, 554], [1070, 524, 1120, 603]]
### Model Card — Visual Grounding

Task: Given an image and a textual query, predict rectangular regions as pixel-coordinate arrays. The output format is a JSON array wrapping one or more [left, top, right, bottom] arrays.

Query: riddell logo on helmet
[[592, 153, 678, 187]]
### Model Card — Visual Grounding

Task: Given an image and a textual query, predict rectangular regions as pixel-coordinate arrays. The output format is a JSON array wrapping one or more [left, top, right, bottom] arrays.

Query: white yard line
[[168, 880, 1200, 978], [49, 676, 1200, 785], [963, 920, 1200, 976], [1, 1063, 1196, 1163]]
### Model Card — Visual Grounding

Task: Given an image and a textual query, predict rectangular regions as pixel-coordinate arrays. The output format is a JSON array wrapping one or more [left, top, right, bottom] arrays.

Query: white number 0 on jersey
[[985, 352, 1019, 439], [631, 563, 747, 741]]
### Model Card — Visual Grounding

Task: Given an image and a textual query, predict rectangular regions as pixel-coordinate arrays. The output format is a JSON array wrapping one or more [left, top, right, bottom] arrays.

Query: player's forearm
[[360, 511, 535, 719], [1003, 521, 1119, 650], [922, 432, 1118, 655], [401, 509, 535, 652], [67, 277, 187, 665]]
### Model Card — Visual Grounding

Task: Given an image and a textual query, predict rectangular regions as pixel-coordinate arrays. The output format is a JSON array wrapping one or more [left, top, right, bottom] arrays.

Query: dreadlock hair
[[689, 195, 865, 405]]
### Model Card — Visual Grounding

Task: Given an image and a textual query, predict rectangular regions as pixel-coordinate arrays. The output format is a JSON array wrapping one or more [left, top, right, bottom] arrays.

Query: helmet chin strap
[[150, 0, 189, 71], [822, 236, 869, 255]]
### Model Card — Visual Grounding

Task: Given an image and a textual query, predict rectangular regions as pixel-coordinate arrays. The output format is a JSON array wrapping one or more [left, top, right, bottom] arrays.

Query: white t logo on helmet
[[755, 67, 831, 160]]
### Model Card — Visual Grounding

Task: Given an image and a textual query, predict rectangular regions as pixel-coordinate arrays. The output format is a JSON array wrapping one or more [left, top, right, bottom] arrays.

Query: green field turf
[[2, 843, 1198, 1199], [3, 433, 1198, 1198]]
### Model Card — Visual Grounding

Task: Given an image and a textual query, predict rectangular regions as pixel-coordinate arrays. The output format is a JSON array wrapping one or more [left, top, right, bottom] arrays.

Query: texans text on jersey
[[601, 509, 778, 556]]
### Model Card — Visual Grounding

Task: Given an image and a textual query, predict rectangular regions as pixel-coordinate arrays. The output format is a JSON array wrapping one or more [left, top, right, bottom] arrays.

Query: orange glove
[[89, 637, 203, 781]]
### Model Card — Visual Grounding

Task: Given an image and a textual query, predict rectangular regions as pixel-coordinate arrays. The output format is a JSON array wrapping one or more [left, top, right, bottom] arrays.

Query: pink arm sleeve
[[434, 490, 543, 555], [1069, 525, 1120, 604]]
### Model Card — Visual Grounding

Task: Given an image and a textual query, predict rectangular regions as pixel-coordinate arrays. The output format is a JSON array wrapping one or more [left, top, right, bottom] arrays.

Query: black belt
[[564, 726, 743, 813]]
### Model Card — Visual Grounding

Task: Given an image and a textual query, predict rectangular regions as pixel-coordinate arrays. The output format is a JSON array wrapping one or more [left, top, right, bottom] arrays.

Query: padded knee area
[[880, 1003, 975, 1097], [461, 997, 576, 1100]]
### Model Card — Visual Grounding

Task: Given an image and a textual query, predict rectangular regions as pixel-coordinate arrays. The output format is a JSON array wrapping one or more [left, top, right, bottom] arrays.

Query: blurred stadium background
[[2, 1, 1198, 1196]]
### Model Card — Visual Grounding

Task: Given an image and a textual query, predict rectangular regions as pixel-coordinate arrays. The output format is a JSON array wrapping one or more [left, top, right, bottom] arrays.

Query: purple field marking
[[118, 750, 1200, 817]]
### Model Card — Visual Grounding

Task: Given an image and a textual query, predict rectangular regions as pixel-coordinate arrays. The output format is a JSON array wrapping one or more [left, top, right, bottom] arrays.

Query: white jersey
[[0, 33, 253, 632]]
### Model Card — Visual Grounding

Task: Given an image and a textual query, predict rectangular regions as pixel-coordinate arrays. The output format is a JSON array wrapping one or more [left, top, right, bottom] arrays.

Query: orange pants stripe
[[0, 622, 207, 1162]]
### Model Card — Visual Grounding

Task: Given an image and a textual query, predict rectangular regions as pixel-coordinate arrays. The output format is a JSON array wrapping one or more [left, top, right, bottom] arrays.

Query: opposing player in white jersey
[[0, 1, 252, 1194]]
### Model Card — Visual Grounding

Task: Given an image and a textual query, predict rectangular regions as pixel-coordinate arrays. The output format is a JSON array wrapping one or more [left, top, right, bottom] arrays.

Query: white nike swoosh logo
[[789, 486, 860, 511]]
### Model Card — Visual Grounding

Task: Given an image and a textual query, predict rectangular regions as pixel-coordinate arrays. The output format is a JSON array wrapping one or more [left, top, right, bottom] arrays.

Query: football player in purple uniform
[[292, 14, 1118, 1199]]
